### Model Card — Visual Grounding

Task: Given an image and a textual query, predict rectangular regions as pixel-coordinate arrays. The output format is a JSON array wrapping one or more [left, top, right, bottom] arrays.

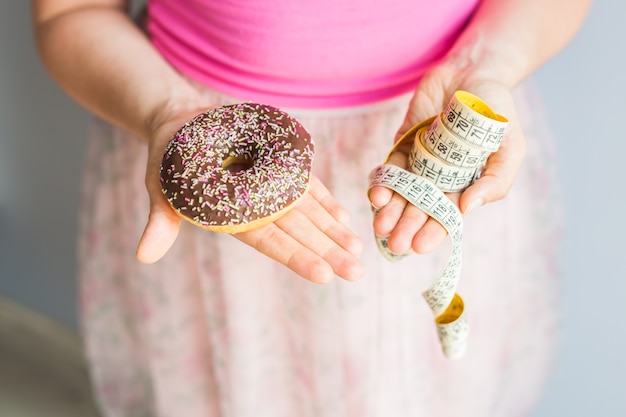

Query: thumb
[[460, 133, 526, 214], [459, 174, 507, 215], [459, 146, 524, 213], [136, 199, 182, 264]]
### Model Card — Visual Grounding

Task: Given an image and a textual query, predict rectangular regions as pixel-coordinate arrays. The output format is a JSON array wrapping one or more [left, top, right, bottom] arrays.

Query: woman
[[33, 1, 590, 416]]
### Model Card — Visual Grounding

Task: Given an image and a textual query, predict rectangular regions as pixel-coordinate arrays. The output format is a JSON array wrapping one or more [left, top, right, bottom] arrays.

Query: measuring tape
[[368, 91, 509, 358]]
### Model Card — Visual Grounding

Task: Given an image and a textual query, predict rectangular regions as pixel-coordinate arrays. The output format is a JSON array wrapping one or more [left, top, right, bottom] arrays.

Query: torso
[[147, 0, 481, 108]]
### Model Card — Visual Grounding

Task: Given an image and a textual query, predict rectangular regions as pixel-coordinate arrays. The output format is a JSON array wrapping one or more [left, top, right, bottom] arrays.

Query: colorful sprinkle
[[160, 103, 314, 229]]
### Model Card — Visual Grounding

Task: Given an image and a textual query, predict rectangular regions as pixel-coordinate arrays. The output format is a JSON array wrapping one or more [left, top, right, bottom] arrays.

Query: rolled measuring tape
[[422, 114, 490, 169], [442, 91, 508, 151], [368, 91, 509, 359], [408, 126, 478, 192]]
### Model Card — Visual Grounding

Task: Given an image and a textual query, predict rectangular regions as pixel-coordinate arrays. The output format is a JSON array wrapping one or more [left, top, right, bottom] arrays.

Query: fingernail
[[464, 198, 483, 214]]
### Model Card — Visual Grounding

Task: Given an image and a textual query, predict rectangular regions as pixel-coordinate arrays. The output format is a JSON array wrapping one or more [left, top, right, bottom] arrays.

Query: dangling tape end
[[435, 293, 470, 360], [442, 342, 467, 360]]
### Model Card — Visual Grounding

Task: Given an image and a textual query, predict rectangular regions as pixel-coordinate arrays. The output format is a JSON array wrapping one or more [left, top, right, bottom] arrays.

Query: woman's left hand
[[369, 65, 527, 255]]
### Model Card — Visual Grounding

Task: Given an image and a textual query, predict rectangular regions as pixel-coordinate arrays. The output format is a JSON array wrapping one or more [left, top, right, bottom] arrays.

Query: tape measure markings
[[443, 91, 508, 151], [423, 114, 491, 168], [408, 127, 478, 192], [368, 91, 509, 359]]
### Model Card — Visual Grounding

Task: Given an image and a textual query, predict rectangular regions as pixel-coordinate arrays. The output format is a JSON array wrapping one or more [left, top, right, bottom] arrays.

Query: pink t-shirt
[[148, 0, 480, 108]]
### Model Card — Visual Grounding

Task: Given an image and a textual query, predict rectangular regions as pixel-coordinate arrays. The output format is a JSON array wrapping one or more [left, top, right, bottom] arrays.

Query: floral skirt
[[77, 82, 562, 417]]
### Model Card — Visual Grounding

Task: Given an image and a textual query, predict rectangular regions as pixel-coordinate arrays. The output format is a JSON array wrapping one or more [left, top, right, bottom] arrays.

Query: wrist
[[142, 83, 211, 144], [442, 29, 529, 90]]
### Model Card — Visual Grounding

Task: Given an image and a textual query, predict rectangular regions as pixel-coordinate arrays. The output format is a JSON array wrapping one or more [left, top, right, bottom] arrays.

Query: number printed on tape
[[368, 91, 508, 359]]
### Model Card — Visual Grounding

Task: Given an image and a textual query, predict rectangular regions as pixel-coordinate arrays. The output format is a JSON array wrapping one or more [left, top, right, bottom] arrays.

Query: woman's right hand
[[233, 175, 365, 283], [135, 106, 365, 284], [32, 0, 364, 284]]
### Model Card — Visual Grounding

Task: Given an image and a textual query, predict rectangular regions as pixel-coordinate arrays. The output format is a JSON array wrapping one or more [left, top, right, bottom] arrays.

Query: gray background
[[1, 1, 624, 415]]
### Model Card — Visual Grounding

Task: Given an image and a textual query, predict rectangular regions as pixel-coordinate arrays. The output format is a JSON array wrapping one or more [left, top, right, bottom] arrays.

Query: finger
[[369, 185, 394, 210], [460, 127, 526, 213], [386, 203, 429, 254], [411, 191, 460, 254], [372, 191, 409, 238], [136, 201, 182, 263], [234, 224, 336, 284], [136, 141, 183, 263], [412, 217, 448, 254], [308, 176, 350, 226], [294, 194, 363, 256], [275, 208, 364, 282], [368, 143, 412, 209]]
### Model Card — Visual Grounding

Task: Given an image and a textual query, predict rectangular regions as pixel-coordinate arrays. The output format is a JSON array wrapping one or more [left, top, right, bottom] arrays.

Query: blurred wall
[[532, 1, 626, 415], [0, 1, 89, 327], [0, 1, 624, 416]]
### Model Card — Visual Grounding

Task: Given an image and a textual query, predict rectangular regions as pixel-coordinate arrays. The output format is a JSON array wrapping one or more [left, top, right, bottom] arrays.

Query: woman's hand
[[368, 0, 590, 256], [136, 106, 364, 284], [233, 176, 364, 283], [369, 65, 527, 255]]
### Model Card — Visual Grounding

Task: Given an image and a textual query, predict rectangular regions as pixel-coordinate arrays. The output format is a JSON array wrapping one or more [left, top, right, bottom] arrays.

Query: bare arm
[[446, 0, 592, 88], [371, 0, 591, 254], [32, 0, 364, 281], [32, 0, 206, 141]]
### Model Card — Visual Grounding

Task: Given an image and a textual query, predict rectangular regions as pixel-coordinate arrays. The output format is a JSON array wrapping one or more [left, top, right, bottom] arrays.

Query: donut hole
[[222, 154, 254, 173]]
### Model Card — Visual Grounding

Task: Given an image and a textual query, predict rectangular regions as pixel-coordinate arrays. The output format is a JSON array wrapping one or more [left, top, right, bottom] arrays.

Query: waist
[[147, 0, 479, 109]]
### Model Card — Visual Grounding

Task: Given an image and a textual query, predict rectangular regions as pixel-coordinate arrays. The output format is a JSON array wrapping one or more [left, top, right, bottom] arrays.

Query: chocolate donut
[[160, 103, 314, 233]]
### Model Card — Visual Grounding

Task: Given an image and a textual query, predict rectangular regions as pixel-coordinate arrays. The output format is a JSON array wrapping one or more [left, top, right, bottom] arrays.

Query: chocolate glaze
[[160, 103, 314, 229]]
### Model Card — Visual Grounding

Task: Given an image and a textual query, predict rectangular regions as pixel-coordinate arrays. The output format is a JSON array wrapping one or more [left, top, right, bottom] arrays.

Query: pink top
[[148, 0, 480, 108]]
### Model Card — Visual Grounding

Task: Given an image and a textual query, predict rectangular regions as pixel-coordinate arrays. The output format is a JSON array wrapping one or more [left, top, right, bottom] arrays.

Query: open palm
[[369, 65, 527, 255]]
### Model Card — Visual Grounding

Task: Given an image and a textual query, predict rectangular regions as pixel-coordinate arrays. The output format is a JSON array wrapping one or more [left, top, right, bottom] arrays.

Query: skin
[[370, 0, 592, 255], [32, 0, 591, 283]]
